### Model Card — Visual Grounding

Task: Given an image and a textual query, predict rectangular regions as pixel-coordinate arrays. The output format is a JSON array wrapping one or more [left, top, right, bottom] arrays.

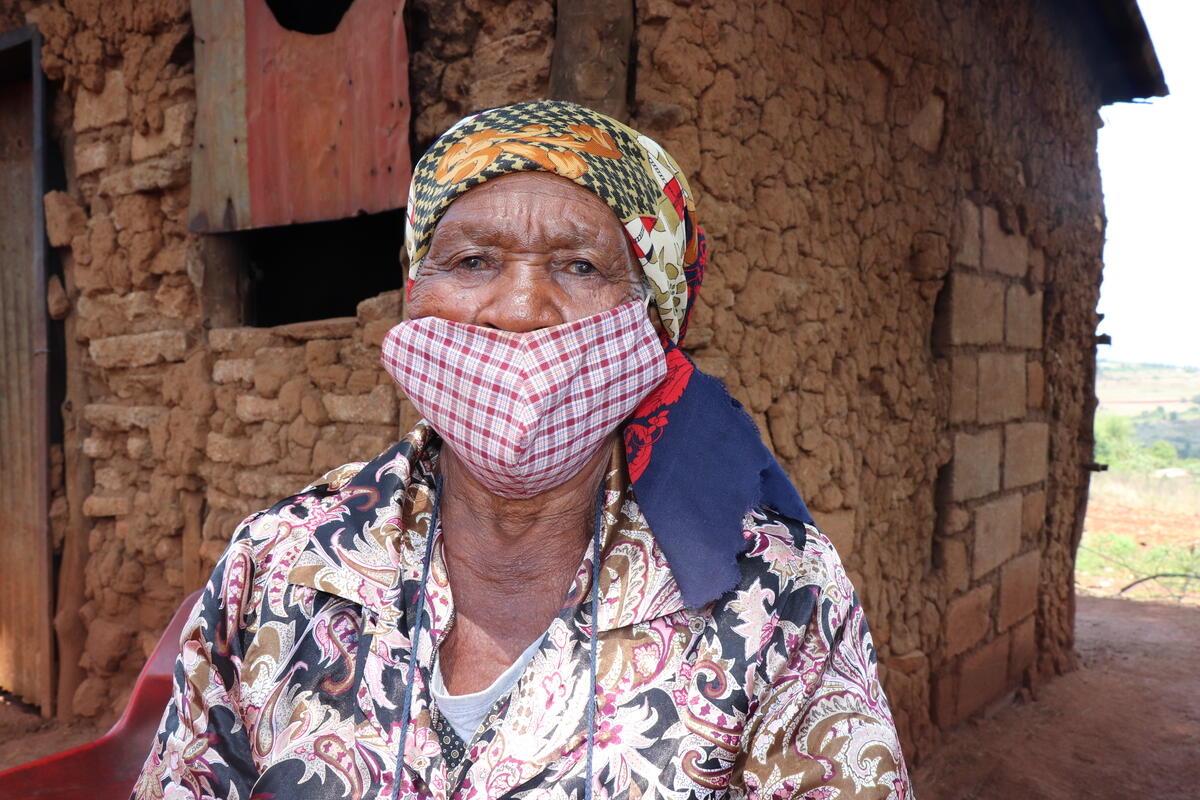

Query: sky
[[1096, 0, 1200, 368]]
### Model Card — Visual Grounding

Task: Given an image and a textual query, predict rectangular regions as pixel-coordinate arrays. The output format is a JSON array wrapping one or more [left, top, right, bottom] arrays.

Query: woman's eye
[[458, 256, 485, 270], [568, 259, 597, 275]]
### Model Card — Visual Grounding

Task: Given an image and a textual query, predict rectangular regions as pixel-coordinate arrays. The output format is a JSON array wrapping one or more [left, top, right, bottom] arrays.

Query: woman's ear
[[647, 299, 667, 338]]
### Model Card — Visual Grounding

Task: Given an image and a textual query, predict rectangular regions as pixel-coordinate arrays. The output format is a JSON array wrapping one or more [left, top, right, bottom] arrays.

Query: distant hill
[[1098, 360, 1200, 374], [1096, 361, 1200, 461], [1096, 360, 1200, 416]]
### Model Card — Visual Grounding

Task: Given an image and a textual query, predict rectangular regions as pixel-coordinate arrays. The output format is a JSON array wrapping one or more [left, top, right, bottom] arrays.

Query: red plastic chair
[[0, 590, 202, 799]]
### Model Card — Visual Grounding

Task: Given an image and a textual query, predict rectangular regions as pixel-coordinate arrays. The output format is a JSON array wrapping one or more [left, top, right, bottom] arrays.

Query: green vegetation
[[1124, 405, 1200, 459], [1093, 411, 1200, 473], [1079, 470, 1200, 605], [1076, 530, 1200, 604], [1084, 361, 1200, 605]]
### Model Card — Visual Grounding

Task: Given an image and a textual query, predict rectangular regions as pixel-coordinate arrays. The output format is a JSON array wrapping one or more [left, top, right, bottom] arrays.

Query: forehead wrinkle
[[433, 209, 620, 254]]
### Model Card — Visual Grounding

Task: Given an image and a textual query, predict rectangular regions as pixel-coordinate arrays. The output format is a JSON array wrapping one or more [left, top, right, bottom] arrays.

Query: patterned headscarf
[[404, 100, 703, 343], [403, 100, 811, 608]]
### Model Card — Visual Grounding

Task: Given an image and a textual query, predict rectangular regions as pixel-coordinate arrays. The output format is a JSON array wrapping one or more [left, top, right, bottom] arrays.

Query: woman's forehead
[[432, 172, 626, 244], [444, 172, 610, 211]]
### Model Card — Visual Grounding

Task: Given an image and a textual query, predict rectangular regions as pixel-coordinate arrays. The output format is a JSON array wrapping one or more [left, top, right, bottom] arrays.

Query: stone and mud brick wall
[[628, 0, 1105, 758], [9, 0, 1109, 762]]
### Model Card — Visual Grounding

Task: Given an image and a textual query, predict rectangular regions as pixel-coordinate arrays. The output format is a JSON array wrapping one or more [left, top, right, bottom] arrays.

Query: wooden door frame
[[0, 23, 55, 716]]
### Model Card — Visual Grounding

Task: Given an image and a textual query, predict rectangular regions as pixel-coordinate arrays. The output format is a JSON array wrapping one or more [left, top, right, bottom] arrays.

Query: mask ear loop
[[585, 481, 605, 800], [641, 282, 672, 344], [391, 475, 602, 798], [392, 474, 442, 800]]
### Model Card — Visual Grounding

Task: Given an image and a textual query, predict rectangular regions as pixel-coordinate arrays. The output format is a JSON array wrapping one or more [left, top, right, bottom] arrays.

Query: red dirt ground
[[1084, 500, 1199, 550], [0, 698, 102, 772], [914, 596, 1200, 799], [1076, 494, 1200, 605], [2, 597, 1198, 797]]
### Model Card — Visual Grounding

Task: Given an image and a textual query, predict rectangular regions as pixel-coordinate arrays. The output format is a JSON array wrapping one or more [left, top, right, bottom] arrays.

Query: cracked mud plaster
[[632, 0, 1107, 758]]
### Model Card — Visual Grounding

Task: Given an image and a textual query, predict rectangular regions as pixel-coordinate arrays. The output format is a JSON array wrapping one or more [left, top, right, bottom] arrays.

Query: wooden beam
[[181, 491, 205, 594], [30, 25, 56, 719], [53, 308, 92, 718], [548, 0, 635, 122], [189, 0, 251, 233]]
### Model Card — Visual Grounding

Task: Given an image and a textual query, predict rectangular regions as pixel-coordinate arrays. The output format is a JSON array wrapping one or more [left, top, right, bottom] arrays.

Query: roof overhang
[[1087, 0, 1168, 103]]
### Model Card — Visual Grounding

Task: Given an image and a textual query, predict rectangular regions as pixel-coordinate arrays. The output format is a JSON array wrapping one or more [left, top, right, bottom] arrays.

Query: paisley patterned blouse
[[132, 423, 911, 799]]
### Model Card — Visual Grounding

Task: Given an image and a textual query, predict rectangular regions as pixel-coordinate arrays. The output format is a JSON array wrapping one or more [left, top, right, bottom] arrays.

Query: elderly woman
[[134, 101, 910, 800]]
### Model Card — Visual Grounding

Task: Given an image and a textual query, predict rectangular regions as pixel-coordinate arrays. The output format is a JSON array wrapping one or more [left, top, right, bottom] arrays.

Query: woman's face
[[407, 172, 643, 331]]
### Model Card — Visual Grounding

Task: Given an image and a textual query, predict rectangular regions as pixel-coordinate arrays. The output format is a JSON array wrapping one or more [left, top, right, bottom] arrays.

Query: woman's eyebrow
[[431, 220, 500, 242], [545, 227, 600, 250]]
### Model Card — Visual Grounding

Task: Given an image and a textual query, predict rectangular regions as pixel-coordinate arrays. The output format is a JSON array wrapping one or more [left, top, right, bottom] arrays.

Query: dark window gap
[[264, 0, 356, 35], [216, 209, 405, 328]]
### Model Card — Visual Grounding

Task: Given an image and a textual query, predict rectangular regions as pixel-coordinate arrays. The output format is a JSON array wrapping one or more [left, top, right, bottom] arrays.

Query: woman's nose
[[474, 264, 565, 333]]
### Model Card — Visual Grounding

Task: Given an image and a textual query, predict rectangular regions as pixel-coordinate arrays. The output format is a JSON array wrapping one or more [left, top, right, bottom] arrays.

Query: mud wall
[[630, 0, 1105, 758], [11, 0, 1105, 759]]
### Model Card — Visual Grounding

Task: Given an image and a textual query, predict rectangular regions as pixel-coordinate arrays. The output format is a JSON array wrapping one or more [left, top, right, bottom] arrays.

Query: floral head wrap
[[404, 99, 703, 342], [402, 100, 811, 608]]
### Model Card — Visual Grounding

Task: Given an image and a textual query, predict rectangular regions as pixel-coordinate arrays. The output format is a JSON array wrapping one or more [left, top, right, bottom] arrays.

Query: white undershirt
[[431, 633, 547, 743]]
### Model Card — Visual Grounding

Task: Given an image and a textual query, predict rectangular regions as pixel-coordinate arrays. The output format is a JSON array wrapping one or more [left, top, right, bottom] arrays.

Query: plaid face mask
[[381, 301, 666, 498]]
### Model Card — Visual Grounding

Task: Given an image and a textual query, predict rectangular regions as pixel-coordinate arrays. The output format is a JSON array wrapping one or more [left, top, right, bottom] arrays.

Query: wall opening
[[264, 0, 356, 35], [212, 208, 406, 328]]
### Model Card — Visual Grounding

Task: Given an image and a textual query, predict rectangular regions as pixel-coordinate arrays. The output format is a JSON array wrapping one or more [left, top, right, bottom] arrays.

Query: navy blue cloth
[[622, 341, 813, 609]]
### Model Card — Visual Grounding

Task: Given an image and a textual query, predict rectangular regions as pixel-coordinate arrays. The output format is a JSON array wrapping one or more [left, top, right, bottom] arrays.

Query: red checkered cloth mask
[[381, 300, 666, 498]]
